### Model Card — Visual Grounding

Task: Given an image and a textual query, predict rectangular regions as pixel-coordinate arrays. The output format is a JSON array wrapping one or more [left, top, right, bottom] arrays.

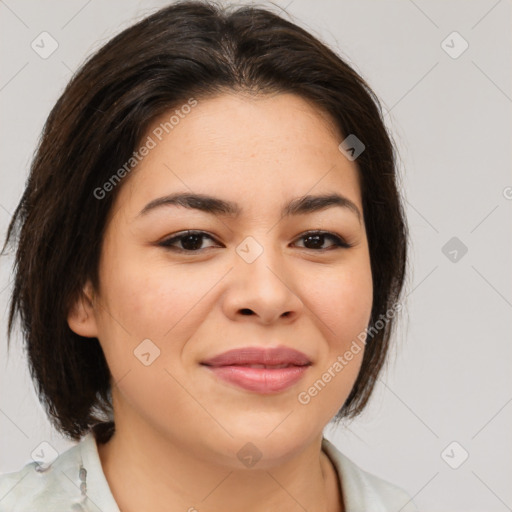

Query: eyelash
[[157, 230, 353, 253]]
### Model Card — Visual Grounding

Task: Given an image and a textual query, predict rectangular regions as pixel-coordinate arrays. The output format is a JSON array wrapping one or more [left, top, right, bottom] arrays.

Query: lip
[[201, 346, 311, 367], [201, 346, 312, 394]]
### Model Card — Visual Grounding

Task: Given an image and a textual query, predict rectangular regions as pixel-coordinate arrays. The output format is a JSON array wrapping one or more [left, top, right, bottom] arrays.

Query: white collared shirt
[[0, 433, 418, 511]]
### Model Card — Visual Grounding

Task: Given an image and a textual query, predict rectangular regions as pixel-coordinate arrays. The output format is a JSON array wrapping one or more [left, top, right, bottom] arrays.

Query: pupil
[[182, 234, 202, 250], [305, 234, 323, 249]]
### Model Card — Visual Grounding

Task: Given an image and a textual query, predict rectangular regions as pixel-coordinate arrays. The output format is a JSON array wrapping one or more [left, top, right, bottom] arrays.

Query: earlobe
[[67, 281, 99, 338]]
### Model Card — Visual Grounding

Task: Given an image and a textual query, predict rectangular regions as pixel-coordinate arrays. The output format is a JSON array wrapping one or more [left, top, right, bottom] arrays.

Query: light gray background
[[1, 1, 511, 511]]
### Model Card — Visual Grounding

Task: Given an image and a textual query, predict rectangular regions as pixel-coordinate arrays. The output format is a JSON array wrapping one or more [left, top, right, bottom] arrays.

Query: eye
[[158, 229, 352, 254], [158, 230, 221, 253], [292, 230, 353, 251]]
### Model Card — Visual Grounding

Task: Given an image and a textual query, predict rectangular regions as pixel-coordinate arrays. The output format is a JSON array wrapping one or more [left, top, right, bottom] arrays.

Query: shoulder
[[0, 435, 91, 512], [321, 437, 418, 512]]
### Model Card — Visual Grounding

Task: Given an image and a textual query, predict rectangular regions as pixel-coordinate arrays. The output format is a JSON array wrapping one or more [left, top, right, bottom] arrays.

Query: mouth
[[227, 363, 299, 369], [200, 346, 312, 394]]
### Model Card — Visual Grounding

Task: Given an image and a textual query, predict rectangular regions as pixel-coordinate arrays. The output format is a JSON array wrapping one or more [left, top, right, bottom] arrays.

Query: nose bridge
[[235, 232, 284, 282]]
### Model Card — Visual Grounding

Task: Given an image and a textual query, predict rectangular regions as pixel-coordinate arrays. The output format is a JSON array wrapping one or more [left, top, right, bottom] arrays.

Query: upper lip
[[201, 346, 312, 367]]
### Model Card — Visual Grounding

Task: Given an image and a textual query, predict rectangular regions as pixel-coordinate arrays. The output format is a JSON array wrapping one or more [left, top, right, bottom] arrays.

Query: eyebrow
[[137, 192, 362, 222]]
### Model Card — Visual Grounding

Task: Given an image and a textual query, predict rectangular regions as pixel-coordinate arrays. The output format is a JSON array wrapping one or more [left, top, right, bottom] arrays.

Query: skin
[[68, 91, 373, 512]]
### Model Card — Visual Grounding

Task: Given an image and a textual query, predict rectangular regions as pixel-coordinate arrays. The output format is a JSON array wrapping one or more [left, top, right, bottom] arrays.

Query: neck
[[96, 419, 344, 512]]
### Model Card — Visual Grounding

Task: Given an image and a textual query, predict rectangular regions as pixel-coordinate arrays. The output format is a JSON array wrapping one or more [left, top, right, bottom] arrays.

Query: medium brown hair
[[3, 0, 407, 442]]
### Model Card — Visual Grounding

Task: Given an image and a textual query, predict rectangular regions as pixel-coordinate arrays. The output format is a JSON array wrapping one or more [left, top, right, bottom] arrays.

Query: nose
[[222, 240, 304, 325]]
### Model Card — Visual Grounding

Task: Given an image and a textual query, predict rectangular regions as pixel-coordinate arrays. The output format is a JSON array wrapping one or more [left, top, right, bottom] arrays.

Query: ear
[[67, 280, 99, 338]]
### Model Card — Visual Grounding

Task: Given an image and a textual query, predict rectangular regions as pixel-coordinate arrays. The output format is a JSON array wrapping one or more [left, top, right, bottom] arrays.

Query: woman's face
[[71, 92, 373, 466]]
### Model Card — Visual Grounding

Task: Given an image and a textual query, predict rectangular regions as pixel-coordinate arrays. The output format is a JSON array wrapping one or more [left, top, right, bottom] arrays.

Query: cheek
[[298, 258, 372, 412], [100, 250, 173, 326], [310, 261, 373, 347], [94, 258, 207, 405], [98, 253, 222, 347]]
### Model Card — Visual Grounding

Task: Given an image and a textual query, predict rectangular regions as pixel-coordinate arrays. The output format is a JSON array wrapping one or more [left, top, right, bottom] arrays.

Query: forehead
[[117, 92, 362, 217]]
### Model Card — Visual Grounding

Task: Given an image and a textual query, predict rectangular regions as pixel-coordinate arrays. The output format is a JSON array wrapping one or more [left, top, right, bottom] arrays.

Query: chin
[[207, 418, 320, 469]]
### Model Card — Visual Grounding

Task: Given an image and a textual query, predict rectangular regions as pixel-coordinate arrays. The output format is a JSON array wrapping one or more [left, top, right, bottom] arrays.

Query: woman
[[0, 1, 413, 510]]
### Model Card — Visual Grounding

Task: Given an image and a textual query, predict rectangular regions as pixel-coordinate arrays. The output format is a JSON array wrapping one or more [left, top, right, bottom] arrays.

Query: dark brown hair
[[2, 0, 407, 442]]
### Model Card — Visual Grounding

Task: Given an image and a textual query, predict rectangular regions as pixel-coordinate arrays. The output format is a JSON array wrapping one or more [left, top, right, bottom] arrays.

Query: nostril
[[240, 309, 253, 315]]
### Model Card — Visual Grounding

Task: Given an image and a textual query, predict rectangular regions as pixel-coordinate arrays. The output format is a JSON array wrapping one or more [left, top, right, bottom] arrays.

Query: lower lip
[[203, 365, 310, 394]]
